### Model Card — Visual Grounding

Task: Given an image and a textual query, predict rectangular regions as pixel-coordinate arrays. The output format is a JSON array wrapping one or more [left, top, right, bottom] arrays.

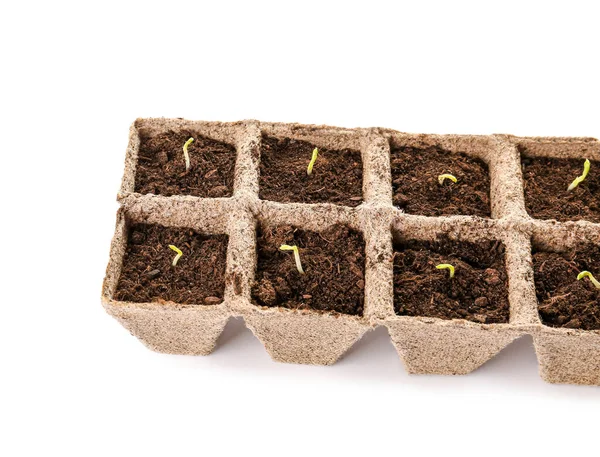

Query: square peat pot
[[255, 121, 393, 211], [119, 118, 255, 201], [101, 204, 244, 355], [383, 217, 526, 375], [103, 119, 600, 384], [530, 227, 600, 385], [519, 137, 600, 224], [243, 212, 371, 366]]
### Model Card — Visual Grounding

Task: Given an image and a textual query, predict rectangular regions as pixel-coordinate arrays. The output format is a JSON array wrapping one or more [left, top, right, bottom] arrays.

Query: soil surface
[[393, 236, 509, 323], [252, 224, 366, 315], [391, 145, 491, 217], [259, 136, 363, 207], [522, 155, 600, 223], [533, 245, 600, 330], [135, 130, 236, 197], [115, 223, 228, 305]]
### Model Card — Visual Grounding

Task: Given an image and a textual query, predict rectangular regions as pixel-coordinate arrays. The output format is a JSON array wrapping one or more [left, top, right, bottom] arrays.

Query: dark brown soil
[[521, 154, 600, 223], [259, 136, 363, 207], [135, 130, 237, 197], [115, 223, 228, 305], [533, 245, 600, 330], [252, 224, 366, 315], [391, 145, 491, 217], [393, 236, 509, 323]]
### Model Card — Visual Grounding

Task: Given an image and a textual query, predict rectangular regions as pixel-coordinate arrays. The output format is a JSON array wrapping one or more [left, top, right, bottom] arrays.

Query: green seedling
[[577, 270, 600, 289], [169, 245, 183, 266], [436, 263, 455, 278], [567, 158, 590, 191], [307, 148, 319, 175], [183, 137, 194, 171], [438, 174, 458, 185], [280, 244, 305, 274]]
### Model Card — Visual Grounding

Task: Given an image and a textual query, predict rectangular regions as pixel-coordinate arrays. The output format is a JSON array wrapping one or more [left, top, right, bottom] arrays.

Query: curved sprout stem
[[169, 245, 183, 266], [577, 270, 600, 289], [280, 244, 305, 274], [307, 148, 319, 175], [438, 173, 458, 185], [436, 263, 455, 278], [567, 158, 590, 191], [183, 137, 194, 171]]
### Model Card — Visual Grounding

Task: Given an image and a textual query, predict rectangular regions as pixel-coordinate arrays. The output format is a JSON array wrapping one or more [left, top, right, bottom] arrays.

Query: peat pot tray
[[102, 118, 600, 385]]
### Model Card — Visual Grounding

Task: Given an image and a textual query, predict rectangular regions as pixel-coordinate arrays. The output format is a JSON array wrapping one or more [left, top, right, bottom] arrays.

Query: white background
[[1, 1, 599, 456]]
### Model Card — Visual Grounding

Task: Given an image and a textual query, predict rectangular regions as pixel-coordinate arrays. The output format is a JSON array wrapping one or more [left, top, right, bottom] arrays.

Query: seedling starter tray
[[102, 118, 600, 385]]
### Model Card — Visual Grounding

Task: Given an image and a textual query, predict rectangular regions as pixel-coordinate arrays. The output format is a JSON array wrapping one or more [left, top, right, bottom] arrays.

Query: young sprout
[[567, 158, 590, 191], [577, 270, 600, 289], [280, 244, 305, 274], [169, 245, 183, 266], [307, 148, 319, 175], [183, 137, 194, 171], [436, 263, 455, 278], [438, 174, 458, 185]]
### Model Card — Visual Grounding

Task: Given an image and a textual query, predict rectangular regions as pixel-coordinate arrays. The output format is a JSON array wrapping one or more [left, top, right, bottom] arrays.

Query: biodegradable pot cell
[[102, 119, 600, 385]]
